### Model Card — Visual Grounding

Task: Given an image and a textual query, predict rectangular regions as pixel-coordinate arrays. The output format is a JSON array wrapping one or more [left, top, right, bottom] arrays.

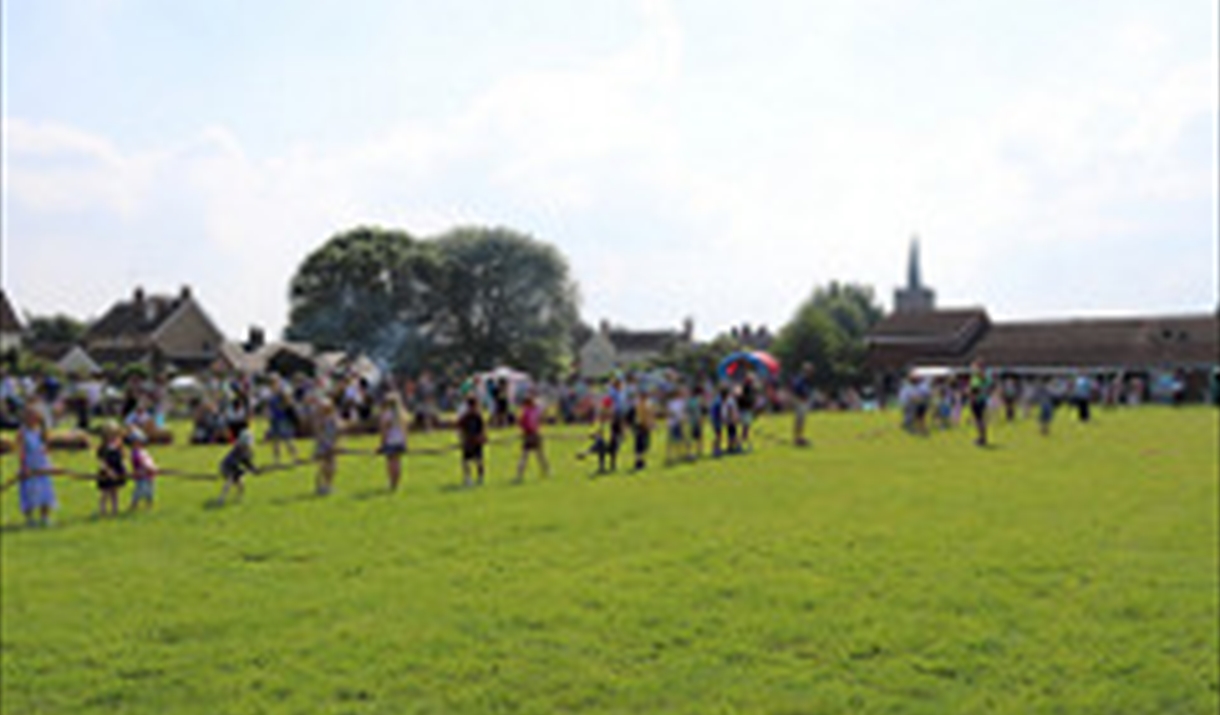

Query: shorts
[[379, 442, 406, 456], [97, 476, 126, 491], [970, 399, 988, 423], [462, 444, 484, 461], [688, 423, 703, 440], [634, 428, 650, 454], [668, 423, 684, 441], [269, 419, 295, 439], [131, 479, 155, 501], [523, 433, 542, 451]]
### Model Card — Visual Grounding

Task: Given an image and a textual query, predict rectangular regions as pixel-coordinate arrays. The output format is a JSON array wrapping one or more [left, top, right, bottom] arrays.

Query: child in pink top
[[128, 428, 158, 510], [515, 394, 549, 482]]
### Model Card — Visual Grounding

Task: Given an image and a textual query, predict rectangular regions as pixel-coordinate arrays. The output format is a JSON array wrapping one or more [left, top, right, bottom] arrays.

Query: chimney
[[246, 326, 266, 353], [134, 286, 145, 303], [682, 316, 694, 341], [599, 319, 610, 335], [180, 285, 192, 300]]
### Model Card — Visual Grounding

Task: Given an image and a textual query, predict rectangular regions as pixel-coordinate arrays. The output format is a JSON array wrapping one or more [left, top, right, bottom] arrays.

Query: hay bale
[[0, 437, 13, 455], [341, 420, 379, 437], [145, 426, 174, 446], [47, 430, 92, 451]]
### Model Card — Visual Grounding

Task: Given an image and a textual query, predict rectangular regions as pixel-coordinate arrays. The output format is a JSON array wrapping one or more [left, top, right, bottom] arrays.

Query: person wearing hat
[[127, 427, 158, 511]]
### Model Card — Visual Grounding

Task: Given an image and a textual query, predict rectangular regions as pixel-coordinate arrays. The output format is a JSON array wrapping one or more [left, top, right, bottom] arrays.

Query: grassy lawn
[[2, 407, 1217, 714]]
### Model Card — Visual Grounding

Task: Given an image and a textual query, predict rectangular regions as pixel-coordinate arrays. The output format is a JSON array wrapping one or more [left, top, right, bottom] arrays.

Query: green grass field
[[2, 407, 1217, 714]]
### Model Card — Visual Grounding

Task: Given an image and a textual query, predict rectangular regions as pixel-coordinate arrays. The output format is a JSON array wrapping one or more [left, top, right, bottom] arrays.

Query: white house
[[577, 318, 694, 379]]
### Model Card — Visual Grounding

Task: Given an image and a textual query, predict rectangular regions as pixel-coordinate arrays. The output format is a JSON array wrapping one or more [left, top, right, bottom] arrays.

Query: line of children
[[10, 375, 785, 525]]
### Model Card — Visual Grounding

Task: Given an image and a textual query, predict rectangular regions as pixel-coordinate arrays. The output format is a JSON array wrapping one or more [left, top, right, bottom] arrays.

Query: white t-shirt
[[667, 397, 685, 427]]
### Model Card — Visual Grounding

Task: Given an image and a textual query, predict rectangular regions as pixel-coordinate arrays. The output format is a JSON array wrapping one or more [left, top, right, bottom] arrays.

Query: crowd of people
[[5, 357, 1213, 529], [5, 363, 803, 528]]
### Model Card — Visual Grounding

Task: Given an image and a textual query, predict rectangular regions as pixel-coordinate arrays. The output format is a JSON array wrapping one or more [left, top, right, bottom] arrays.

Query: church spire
[[894, 233, 935, 313], [907, 235, 922, 290]]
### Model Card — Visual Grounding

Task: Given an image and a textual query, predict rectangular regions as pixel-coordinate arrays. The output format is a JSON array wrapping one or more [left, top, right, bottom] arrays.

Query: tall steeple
[[907, 235, 922, 289], [894, 234, 935, 313]]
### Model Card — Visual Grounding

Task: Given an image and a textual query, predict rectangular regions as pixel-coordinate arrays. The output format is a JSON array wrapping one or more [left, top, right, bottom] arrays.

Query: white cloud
[[2, 0, 1215, 341]]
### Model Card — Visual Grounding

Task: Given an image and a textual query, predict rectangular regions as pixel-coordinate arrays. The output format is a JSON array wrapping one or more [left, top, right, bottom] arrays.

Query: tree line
[[9, 224, 884, 388]]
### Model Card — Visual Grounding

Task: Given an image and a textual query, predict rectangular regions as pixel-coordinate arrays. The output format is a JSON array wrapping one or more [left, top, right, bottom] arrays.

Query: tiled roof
[[608, 330, 684, 353], [85, 294, 185, 340], [868, 310, 1219, 372], [866, 308, 989, 340], [970, 315, 1219, 369], [0, 290, 23, 333], [25, 341, 75, 362]]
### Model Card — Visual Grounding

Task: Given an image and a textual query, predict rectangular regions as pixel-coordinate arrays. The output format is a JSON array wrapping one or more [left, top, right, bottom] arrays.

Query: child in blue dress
[[16, 406, 57, 527]]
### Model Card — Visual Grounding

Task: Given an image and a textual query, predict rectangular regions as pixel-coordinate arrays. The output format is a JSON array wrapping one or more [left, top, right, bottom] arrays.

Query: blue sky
[[3, 0, 1216, 340]]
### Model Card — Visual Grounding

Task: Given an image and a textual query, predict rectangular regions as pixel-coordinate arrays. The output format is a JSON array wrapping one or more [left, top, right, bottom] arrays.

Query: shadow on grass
[[1, 509, 138, 533], [438, 483, 481, 494], [350, 487, 394, 501], [267, 492, 323, 507]]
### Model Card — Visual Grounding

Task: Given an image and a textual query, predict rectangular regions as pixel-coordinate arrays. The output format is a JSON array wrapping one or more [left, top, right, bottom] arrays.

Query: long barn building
[[865, 239, 1219, 401]]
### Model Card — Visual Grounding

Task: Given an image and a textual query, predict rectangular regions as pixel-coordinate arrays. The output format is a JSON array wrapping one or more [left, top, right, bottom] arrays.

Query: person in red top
[[515, 393, 549, 483]]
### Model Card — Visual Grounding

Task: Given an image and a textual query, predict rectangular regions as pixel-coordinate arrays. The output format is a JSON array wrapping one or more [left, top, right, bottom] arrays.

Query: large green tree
[[285, 225, 579, 378], [286, 226, 439, 370], [430, 227, 579, 378], [772, 282, 883, 388]]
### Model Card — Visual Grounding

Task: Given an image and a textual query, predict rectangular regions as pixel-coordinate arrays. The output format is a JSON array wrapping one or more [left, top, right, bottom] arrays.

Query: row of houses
[[0, 287, 380, 382]]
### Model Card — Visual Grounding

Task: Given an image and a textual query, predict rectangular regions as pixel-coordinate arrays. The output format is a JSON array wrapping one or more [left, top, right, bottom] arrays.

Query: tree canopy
[[24, 313, 87, 345], [772, 282, 883, 389], [285, 225, 579, 378]]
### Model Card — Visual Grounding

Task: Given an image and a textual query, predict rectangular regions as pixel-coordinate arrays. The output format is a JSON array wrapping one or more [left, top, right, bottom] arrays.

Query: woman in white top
[[378, 392, 409, 492]]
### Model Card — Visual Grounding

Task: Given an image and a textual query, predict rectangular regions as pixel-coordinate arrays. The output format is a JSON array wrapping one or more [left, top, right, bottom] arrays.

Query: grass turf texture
[[1, 408, 1217, 714]]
